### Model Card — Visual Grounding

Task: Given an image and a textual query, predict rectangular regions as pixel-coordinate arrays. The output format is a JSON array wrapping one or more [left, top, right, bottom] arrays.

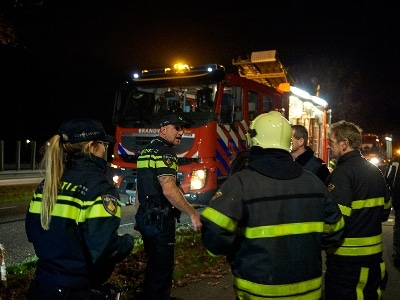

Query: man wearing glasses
[[134, 114, 202, 300], [324, 120, 391, 299]]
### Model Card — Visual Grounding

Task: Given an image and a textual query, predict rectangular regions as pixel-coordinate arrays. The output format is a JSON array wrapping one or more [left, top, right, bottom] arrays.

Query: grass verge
[[0, 230, 227, 300], [0, 183, 38, 204]]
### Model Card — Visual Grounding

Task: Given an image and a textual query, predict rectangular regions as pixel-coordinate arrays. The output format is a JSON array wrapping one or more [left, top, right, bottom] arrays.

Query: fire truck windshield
[[113, 83, 219, 128]]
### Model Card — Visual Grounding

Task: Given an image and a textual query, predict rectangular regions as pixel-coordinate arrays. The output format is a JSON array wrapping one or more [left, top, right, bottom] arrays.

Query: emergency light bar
[[132, 64, 225, 81]]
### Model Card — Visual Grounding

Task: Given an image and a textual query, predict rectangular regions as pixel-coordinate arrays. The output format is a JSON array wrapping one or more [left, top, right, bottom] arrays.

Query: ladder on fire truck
[[233, 50, 329, 162], [232, 50, 295, 89]]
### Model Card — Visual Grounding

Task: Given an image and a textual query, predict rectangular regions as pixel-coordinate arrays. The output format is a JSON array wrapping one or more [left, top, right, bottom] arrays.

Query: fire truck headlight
[[190, 169, 207, 190], [369, 157, 380, 165], [113, 175, 122, 187]]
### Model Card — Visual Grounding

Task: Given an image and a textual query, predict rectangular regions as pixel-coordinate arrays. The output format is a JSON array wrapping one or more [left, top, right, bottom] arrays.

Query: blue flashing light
[[191, 64, 224, 72]]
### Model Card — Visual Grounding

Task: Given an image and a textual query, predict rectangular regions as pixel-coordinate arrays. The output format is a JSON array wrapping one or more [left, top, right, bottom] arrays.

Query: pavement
[[169, 241, 400, 300]]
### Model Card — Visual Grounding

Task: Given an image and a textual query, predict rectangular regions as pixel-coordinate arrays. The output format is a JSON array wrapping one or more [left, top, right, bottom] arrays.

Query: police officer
[[25, 118, 134, 299], [325, 120, 391, 299], [134, 114, 202, 300], [201, 111, 345, 299]]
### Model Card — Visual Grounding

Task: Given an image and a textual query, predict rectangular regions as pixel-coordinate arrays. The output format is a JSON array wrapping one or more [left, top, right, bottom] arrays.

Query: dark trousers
[[325, 258, 388, 300], [136, 210, 176, 300], [26, 278, 91, 300]]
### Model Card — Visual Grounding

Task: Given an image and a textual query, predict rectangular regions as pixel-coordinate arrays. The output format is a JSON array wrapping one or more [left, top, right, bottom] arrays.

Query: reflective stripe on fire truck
[[118, 143, 128, 156], [216, 121, 248, 176]]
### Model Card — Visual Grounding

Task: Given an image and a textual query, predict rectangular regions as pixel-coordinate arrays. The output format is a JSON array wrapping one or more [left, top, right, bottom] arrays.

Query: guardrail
[[0, 170, 43, 180], [0, 140, 40, 172], [0, 140, 110, 173]]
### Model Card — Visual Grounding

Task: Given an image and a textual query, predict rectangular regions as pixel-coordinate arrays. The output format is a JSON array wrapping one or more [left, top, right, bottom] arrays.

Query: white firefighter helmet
[[246, 111, 291, 151]]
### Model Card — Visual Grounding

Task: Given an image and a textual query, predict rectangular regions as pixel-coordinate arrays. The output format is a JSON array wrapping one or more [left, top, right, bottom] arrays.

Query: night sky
[[1, 1, 397, 147]]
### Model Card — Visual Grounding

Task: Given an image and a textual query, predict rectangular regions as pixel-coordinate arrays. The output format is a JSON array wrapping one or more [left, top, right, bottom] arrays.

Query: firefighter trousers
[[324, 258, 388, 300]]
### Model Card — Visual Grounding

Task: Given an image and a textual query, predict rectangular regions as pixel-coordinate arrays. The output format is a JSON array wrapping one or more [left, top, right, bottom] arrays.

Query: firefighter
[[134, 114, 202, 300], [325, 120, 391, 299], [385, 156, 400, 269], [25, 118, 134, 300], [200, 111, 345, 300]]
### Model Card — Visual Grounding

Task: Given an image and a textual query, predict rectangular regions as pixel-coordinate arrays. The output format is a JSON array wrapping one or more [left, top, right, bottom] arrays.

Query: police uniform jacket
[[326, 149, 391, 263], [25, 154, 134, 289], [201, 147, 345, 299], [136, 137, 177, 208]]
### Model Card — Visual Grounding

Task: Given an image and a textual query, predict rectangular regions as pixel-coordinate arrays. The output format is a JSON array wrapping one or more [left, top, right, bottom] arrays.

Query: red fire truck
[[110, 51, 292, 206], [361, 133, 393, 171]]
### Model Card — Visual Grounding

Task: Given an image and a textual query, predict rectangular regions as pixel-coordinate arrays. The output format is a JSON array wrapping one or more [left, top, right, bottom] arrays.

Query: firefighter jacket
[[326, 150, 391, 263], [294, 146, 330, 184], [25, 154, 134, 289], [201, 147, 345, 300]]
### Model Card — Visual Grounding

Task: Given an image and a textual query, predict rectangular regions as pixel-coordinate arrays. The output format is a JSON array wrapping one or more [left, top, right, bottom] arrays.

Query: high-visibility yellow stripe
[[244, 222, 323, 239], [356, 267, 368, 299], [339, 197, 387, 217], [29, 199, 82, 222], [338, 203, 352, 217], [324, 217, 345, 234], [234, 276, 322, 299], [201, 207, 237, 232], [29, 194, 121, 222], [380, 262, 386, 280], [335, 243, 382, 256], [202, 207, 344, 240], [342, 234, 382, 246], [352, 197, 384, 209], [334, 235, 383, 256], [137, 155, 177, 169]]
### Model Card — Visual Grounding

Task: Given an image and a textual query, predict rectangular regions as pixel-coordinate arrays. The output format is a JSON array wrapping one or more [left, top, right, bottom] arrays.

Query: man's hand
[[160, 175, 202, 231], [189, 212, 202, 231]]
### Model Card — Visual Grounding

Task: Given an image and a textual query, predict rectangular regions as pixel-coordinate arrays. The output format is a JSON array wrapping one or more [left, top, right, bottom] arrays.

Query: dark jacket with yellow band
[[136, 137, 177, 207], [135, 137, 179, 231], [326, 150, 391, 262], [201, 148, 345, 299], [25, 155, 134, 289]]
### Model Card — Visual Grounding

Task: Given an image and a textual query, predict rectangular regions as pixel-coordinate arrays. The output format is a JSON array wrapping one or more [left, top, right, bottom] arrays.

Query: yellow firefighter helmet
[[246, 111, 291, 151]]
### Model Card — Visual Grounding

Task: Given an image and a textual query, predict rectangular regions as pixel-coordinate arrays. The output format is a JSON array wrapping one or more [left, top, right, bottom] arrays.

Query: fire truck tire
[[230, 152, 249, 176]]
